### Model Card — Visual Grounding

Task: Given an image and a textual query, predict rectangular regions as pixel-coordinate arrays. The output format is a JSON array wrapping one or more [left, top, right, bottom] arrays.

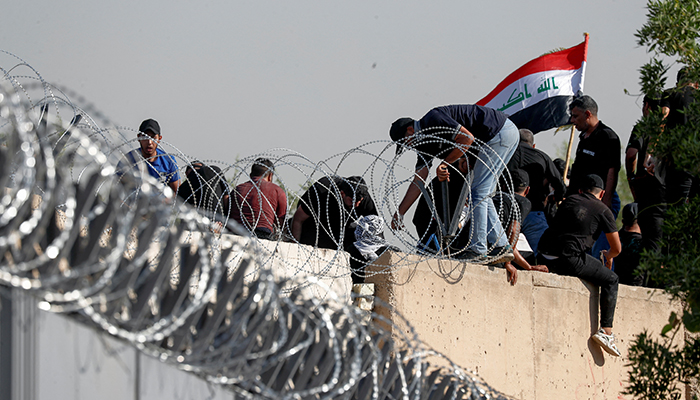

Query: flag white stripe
[[481, 64, 585, 117]]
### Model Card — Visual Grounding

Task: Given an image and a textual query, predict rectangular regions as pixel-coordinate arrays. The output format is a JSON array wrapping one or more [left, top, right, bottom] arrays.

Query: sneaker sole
[[487, 252, 514, 265], [591, 335, 621, 357]]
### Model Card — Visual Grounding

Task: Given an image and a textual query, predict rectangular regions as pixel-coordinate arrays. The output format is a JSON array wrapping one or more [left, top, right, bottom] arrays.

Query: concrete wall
[[0, 287, 233, 400], [0, 242, 686, 399], [366, 251, 685, 400]]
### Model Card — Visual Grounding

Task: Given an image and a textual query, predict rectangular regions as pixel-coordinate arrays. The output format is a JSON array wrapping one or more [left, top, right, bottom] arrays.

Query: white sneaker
[[591, 329, 621, 357]]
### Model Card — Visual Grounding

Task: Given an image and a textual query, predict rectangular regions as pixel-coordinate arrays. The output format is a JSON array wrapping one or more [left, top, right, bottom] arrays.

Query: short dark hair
[[643, 94, 660, 111], [337, 176, 369, 203], [250, 158, 274, 178], [519, 129, 534, 146], [569, 95, 598, 116]]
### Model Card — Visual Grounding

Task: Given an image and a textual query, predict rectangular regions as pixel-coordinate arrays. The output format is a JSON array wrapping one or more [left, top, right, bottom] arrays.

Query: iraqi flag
[[476, 35, 588, 133]]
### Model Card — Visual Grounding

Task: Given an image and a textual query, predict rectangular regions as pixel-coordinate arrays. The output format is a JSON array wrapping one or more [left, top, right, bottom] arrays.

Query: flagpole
[[563, 125, 575, 186]]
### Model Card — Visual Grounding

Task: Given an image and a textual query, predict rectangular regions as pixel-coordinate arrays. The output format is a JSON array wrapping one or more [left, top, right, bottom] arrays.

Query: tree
[[624, 1, 700, 399]]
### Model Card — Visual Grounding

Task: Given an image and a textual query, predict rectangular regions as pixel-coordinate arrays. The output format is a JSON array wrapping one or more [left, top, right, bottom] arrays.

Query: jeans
[[467, 119, 519, 254], [539, 253, 619, 328], [522, 211, 548, 255]]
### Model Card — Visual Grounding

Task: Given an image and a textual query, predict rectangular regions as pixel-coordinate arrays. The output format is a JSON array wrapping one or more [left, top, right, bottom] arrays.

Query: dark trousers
[[539, 253, 619, 328], [632, 175, 666, 253]]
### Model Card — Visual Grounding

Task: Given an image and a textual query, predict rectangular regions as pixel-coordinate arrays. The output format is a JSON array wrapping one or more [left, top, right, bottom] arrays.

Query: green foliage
[[625, 329, 700, 400], [625, 1, 700, 398], [635, 0, 700, 66]]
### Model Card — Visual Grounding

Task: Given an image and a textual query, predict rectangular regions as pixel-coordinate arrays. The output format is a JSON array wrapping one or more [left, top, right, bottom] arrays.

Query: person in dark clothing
[[658, 67, 698, 205], [493, 169, 549, 285], [568, 95, 621, 261], [291, 176, 377, 252], [538, 174, 622, 357], [389, 104, 518, 262], [506, 128, 566, 256], [412, 157, 472, 257], [178, 161, 230, 217], [567, 96, 621, 215], [615, 203, 644, 286], [625, 95, 666, 253]]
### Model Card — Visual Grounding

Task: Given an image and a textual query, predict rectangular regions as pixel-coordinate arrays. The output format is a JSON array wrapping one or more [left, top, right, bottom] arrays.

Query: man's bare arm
[[602, 167, 617, 208], [392, 166, 429, 229], [291, 205, 310, 241]]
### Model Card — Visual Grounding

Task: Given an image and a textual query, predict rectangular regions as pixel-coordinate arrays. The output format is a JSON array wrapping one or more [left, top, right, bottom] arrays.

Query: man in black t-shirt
[[615, 203, 644, 286], [567, 96, 621, 214], [625, 95, 666, 253], [538, 174, 622, 357], [291, 176, 377, 252], [659, 67, 698, 204]]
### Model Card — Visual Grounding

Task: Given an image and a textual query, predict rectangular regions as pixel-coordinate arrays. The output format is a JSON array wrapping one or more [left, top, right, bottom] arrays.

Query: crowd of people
[[120, 68, 696, 358]]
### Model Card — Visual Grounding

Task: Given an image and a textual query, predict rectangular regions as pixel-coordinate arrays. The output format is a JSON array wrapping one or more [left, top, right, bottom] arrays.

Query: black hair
[[250, 158, 274, 178], [337, 176, 369, 203], [569, 95, 598, 116], [643, 94, 660, 111]]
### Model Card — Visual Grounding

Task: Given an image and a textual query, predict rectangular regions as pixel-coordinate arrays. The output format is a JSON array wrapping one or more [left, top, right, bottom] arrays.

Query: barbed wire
[[0, 50, 517, 399]]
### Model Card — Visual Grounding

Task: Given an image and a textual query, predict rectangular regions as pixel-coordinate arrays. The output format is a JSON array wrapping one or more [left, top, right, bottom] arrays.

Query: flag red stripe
[[477, 36, 588, 106]]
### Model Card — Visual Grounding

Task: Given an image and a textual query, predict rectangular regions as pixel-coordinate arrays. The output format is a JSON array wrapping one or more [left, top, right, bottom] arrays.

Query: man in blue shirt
[[126, 119, 180, 192], [389, 104, 519, 262]]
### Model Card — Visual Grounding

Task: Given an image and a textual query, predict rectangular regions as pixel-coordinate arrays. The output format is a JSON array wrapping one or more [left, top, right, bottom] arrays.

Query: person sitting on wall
[[178, 161, 230, 218], [231, 158, 287, 240], [614, 203, 644, 286], [538, 174, 622, 357], [492, 169, 549, 285], [291, 176, 377, 252], [124, 118, 181, 193]]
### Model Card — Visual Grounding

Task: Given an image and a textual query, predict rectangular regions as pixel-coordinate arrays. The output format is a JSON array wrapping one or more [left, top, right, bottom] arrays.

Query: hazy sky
[[2, 0, 669, 181]]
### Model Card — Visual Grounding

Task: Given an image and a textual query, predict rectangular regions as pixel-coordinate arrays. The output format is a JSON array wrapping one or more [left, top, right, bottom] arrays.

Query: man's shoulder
[[595, 121, 620, 139]]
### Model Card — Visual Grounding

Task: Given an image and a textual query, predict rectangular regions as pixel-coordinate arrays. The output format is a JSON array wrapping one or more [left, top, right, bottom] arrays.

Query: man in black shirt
[[291, 176, 377, 252], [659, 67, 698, 204], [507, 128, 566, 255], [625, 95, 666, 253], [615, 203, 644, 286], [567, 96, 621, 214], [538, 174, 622, 357]]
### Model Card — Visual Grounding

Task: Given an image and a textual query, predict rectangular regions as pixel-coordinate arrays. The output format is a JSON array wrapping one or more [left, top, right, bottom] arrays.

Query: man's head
[[511, 168, 530, 196], [569, 95, 599, 133], [250, 158, 275, 181], [676, 67, 698, 88], [642, 94, 660, 117], [389, 117, 416, 155], [337, 176, 369, 209], [138, 119, 162, 159], [519, 129, 535, 147], [580, 174, 605, 199]]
